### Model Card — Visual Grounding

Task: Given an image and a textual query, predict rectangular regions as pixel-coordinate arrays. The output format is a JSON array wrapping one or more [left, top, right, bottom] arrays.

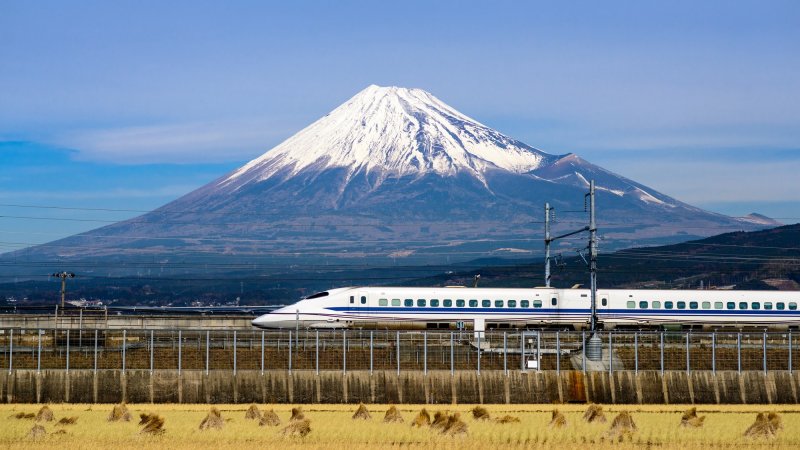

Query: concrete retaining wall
[[2, 369, 798, 404]]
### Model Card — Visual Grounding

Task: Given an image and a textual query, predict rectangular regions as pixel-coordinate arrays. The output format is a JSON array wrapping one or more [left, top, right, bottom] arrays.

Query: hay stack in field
[[352, 403, 371, 420], [245, 404, 261, 420], [471, 406, 490, 421], [411, 408, 431, 427], [583, 404, 607, 423], [383, 405, 404, 423], [259, 409, 281, 427], [56, 416, 78, 426], [680, 407, 705, 428], [108, 403, 132, 422], [744, 412, 782, 439], [12, 412, 35, 419], [139, 413, 155, 425], [606, 411, 637, 440], [53, 429, 68, 435], [494, 415, 520, 424], [442, 412, 468, 436], [549, 409, 567, 428], [139, 414, 165, 435], [27, 424, 46, 439], [431, 411, 449, 430], [290, 407, 305, 422], [35, 405, 54, 422], [199, 407, 225, 430], [280, 419, 311, 437]]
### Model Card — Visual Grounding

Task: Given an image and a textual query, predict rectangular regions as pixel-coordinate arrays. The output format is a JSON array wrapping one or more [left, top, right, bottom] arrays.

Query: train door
[[357, 290, 369, 315]]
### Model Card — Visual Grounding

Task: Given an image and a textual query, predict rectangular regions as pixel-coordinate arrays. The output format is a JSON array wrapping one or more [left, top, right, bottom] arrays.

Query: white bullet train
[[251, 286, 800, 331]]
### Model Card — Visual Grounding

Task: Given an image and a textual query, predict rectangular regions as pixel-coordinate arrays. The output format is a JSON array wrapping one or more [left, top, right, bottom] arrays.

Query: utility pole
[[52, 272, 76, 308], [588, 180, 598, 332], [544, 202, 552, 287]]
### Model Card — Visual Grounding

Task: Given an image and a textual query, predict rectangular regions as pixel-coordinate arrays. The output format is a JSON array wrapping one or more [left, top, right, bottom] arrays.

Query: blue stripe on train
[[327, 306, 799, 316]]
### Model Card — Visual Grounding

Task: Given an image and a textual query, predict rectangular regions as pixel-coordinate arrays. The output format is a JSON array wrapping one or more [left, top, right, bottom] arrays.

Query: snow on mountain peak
[[222, 85, 555, 188]]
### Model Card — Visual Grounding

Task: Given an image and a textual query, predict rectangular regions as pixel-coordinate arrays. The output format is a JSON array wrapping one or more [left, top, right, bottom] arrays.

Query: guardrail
[[0, 328, 796, 374]]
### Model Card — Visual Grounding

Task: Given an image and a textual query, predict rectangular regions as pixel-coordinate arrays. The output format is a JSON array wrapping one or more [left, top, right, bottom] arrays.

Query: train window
[[790, 302, 798, 311], [350, 296, 355, 304], [417, 299, 426, 307], [665, 301, 673, 309], [361, 296, 367, 304], [508, 300, 517, 307], [727, 302, 735, 310], [551, 298, 558, 306], [765, 302, 773, 310], [404, 299, 413, 307], [431, 299, 439, 307], [379, 298, 388, 306], [392, 299, 401, 306], [533, 300, 542, 308], [495, 300, 503, 307], [690, 301, 698, 310], [443, 299, 452, 307], [702, 302, 710, 309], [602, 298, 608, 306], [482, 300, 491, 307], [677, 301, 686, 309], [653, 301, 661, 308], [520, 300, 530, 308], [739, 302, 748, 310], [456, 299, 465, 307], [639, 301, 648, 309], [627, 301, 635, 309], [752, 302, 760, 310], [714, 302, 723, 309], [469, 299, 478, 307], [777, 302, 785, 310]]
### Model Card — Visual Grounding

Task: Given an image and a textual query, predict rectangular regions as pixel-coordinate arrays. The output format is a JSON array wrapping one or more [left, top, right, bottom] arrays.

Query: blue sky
[[1, 0, 799, 251]]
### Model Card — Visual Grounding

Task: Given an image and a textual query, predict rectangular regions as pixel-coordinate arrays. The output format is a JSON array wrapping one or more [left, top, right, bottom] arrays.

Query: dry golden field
[[2, 403, 800, 449]]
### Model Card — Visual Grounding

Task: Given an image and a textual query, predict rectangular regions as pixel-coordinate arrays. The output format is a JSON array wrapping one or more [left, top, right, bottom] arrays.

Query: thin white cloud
[[0, 185, 198, 200], [55, 118, 297, 164]]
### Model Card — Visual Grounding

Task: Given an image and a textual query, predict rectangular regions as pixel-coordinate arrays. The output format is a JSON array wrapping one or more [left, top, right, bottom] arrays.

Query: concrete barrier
[[2, 369, 799, 404]]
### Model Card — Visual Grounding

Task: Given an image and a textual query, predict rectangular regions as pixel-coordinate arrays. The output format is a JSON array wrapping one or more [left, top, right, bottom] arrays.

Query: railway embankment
[[1, 369, 795, 405]]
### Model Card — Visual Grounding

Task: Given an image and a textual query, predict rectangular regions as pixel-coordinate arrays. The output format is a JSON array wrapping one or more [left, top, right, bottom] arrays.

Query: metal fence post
[[205, 330, 209, 375], [150, 330, 154, 374], [122, 329, 127, 373], [8, 329, 12, 373], [37, 329, 42, 374], [659, 331, 664, 374], [178, 330, 182, 374], [634, 332, 638, 374], [93, 329, 98, 374], [342, 330, 346, 374], [737, 332, 742, 374], [503, 332, 508, 376], [315, 330, 319, 375], [396, 331, 400, 376], [582, 330, 586, 373], [286, 330, 292, 373], [66, 329, 70, 372], [369, 331, 374, 375], [556, 331, 560, 374], [608, 331, 613, 374], [686, 332, 690, 374], [233, 330, 237, 376], [450, 332, 454, 375], [260, 331, 265, 374], [477, 331, 481, 375], [711, 332, 716, 374], [536, 331, 541, 373], [763, 331, 767, 374], [423, 331, 427, 375]]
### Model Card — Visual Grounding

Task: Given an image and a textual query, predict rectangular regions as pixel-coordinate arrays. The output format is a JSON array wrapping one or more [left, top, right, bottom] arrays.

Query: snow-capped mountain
[[8, 85, 774, 267]]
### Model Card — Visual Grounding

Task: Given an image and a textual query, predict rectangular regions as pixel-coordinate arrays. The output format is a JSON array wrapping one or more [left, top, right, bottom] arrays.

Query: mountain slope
[[5, 85, 772, 271]]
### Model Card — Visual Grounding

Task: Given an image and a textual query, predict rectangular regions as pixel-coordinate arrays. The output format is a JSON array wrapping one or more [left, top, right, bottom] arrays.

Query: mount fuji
[[10, 85, 777, 270]]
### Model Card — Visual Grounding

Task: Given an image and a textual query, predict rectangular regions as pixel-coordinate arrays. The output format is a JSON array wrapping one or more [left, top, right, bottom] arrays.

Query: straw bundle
[[383, 405, 404, 423], [199, 407, 225, 431], [549, 409, 567, 428], [352, 403, 372, 420], [411, 409, 431, 427], [259, 409, 281, 427], [583, 404, 607, 423]]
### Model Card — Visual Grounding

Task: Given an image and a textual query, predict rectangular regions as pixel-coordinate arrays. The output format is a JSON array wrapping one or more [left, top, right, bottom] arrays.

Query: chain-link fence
[[0, 328, 797, 373]]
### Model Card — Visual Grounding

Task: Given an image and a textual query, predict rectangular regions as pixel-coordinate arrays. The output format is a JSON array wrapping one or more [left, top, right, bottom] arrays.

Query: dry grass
[[352, 404, 371, 420], [259, 409, 281, 427], [549, 409, 567, 428], [2, 404, 800, 449], [494, 415, 521, 424], [11, 412, 35, 420], [471, 406, 490, 421], [281, 419, 311, 437], [26, 424, 46, 440], [681, 407, 706, 428], [431, 411, 449, 431], [606, 411, 637, 441], [289, 407, 305, 422], [383, 405, 403, 423], [35, 406, 54, 423], [56, 416, 78, 426], [108, 403, 131, 422], [244, 404, 261, 421], [442, 412, 468, 436], [199, 408, 224, 431], [139, 414, 165, 435], [744, 412, 783, 439], [411, 408, 431, 427], [583, 404, 607, 423]]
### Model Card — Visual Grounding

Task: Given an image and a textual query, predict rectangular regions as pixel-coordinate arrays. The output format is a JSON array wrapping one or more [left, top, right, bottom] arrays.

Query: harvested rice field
[[2, 403, 800, 449]]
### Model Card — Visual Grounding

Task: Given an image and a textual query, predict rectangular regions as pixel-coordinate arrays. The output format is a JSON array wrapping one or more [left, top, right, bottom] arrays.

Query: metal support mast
[[52, 272, 75, 308], [588, 180, 598, 331], [544, 202, 552, 287]]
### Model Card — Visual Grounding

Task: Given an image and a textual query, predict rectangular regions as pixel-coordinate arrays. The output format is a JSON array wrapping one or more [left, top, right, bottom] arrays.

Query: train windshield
[[304, 291, 329, 300]]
